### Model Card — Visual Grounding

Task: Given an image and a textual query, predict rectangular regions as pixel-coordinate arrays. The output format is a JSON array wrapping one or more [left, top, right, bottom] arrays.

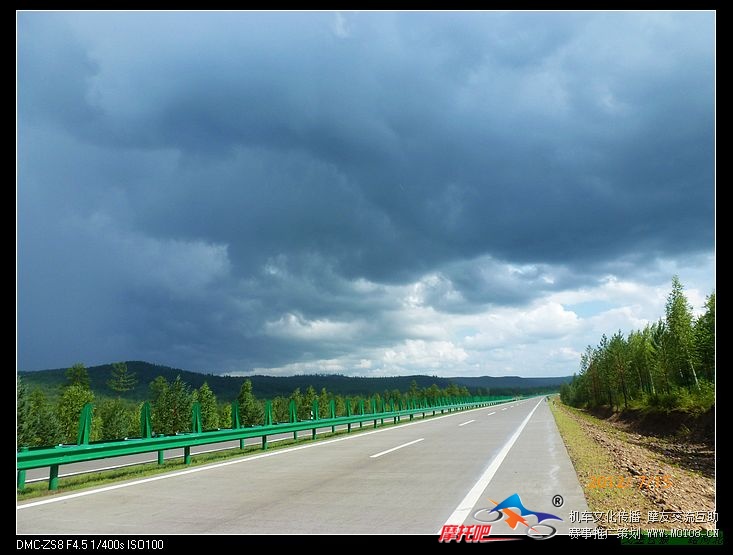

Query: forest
[[560, 276, 715, 414]]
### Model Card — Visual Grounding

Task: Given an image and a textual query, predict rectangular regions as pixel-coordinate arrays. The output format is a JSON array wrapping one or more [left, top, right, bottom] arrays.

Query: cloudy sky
[[17, 11, 715, 377]]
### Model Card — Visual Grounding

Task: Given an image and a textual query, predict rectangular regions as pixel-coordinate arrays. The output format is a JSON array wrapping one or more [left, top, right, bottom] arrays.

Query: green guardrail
[[17, 395, 519, 491]]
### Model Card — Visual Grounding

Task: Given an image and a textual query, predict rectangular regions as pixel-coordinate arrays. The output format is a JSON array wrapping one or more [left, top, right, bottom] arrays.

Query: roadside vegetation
[[550, 398, 715, 531], [17, 364, 480, 448], [560, 276, 714, 415]]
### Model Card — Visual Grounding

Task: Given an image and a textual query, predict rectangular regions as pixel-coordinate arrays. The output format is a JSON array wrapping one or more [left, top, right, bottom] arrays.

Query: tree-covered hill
[[19, 361, 570, 402]]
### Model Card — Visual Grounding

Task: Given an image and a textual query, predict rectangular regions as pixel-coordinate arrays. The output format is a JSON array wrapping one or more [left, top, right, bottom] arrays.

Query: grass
[[17, 410, 448, 501], [548, 397, 657, 524]]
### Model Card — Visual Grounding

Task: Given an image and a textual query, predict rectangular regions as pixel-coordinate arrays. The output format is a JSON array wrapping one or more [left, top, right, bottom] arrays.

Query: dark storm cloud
[[17, 11, 714, 373]]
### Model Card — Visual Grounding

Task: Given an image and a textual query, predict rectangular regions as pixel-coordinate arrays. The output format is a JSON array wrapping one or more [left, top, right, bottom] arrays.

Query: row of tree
[[17, 362, 474, 448], [560, 277, 715, 411]]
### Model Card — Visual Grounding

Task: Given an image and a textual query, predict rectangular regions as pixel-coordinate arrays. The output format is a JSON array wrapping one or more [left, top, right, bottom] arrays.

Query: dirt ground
[[558, 403, 716, 531]]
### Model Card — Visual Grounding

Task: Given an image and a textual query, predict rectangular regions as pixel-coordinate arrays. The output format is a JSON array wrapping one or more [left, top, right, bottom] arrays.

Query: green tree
[[272, 396, 289, 423], [390, 389, 403, 408], [57, 384, 95, 443], [98, 398, 137, 440], [334, 394, 346, 416], [149, 376, 169, 404], [665, 276, 699, 389], [608, 331, 631, 409], [409, 380, 420, 399], [446, 383, 461, 398], [66, 363, 90, 389], [107, 362, 138, 394], [317, 388, 330, 418], [289, 388, 303, 420], [196, 382, 220, 430], [218, 403, 232, 429], [301, 386, 317, 419], [426, 384, 441, 402], [28, 390, 62, 447], [694, 292, 715, 382], [152, 375, 193, 435], [17, 376, 32, 448], [238, 380, 262, 426]]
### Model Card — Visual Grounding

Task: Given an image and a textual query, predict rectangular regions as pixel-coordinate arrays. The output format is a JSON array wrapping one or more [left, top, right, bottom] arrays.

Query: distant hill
[[18, 361, 571, 402]]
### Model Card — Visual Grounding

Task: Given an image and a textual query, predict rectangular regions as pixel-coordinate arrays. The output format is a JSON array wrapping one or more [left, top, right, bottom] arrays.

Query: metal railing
[[17, 395, 516, 491]]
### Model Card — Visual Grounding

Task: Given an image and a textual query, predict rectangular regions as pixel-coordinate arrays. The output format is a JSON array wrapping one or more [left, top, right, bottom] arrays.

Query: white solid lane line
[[369, 438, 425, 459], [487, 412, 496, 416], [442, 398, 544, 528], [458, 420, 475, 427]]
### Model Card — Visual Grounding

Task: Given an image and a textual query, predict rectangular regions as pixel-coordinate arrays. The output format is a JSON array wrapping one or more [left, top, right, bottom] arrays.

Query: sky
[[17, 11, 715, 378]]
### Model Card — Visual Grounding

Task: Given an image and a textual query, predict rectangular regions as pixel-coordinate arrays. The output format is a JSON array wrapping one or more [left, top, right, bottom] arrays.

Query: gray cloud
[[18, 11, 714, 375]]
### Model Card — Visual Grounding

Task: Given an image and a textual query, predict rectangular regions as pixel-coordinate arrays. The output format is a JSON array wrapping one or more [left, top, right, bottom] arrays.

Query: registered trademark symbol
[[552, 494, 564, 507]]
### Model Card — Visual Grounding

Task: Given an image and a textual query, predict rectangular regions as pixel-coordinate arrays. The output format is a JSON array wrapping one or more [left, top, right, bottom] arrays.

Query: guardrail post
[[312, 399, 319, 439], [381, 399, 386, 425], [232, 401, 245, 449], [140, 402, 152, 439], [184, 446, 191, 465], [290, 399, 298, 440], [17, 446, 28, 491], [262, 400, 273, 450], [77, 403, 93, 445], [371, 398, 378, 428], [158, 449, 164, 465], [359, 399, 364, 429], [264, 400, 273, 426], [191, 402, 202, 434], [49, 464, 59, 491], [346, 398, 352, 432], [330, 399, 336, 433]]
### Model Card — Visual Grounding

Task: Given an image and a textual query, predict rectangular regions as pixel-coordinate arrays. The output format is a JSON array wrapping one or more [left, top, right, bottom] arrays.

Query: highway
[[17, 398, 590, 535]]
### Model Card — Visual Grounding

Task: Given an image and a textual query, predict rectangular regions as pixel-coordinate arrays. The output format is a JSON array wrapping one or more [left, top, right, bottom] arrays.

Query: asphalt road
[[17, 398, 590, 535]]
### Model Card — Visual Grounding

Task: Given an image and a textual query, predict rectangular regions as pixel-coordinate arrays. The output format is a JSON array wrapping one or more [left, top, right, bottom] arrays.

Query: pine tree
[[163, 376, 193, 434], [218, 403, 232, 429], [107, 362, 138, 394], [196, 382, 220, 429], [149, 376, 169, 403], [66, 363, 90, 389], [28, 390, 62, 447], [16, 376, 32, 448], [98, 398, 137, 440], [57, 384, 95, 443], [237, 380, 262, 426], [301, 386, 317, 420], [665, 276, 699, 389], [318, 388, 330, 418], [694, 292, 715, 381]]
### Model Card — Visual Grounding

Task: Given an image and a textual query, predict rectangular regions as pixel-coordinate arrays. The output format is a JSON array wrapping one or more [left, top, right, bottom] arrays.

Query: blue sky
[[17, 11, 715, 377]]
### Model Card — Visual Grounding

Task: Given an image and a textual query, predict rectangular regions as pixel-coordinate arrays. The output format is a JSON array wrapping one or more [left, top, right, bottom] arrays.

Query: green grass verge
[[548, 397, 657, 521], [17, 409, 455, 501]]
